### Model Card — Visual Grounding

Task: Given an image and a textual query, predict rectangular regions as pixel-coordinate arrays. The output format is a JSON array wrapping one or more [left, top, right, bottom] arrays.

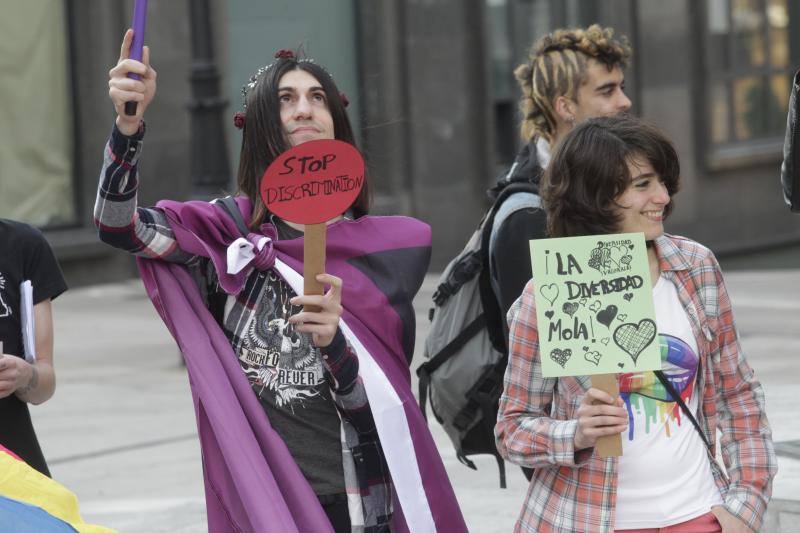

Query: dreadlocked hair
[[515, 24, 632, 144]]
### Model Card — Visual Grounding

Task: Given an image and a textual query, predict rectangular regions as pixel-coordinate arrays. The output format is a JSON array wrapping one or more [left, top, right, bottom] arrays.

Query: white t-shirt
[[614, 276, 723, 529]]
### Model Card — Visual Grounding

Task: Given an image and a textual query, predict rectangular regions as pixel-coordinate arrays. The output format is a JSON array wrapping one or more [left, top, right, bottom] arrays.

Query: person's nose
[[617, 89, 632, 112], [294, 95, 313, 119], [653, 181, 670, 205]]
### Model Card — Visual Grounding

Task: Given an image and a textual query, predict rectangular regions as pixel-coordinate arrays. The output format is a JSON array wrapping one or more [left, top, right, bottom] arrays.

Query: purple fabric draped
[[136, 197, 467, 532]]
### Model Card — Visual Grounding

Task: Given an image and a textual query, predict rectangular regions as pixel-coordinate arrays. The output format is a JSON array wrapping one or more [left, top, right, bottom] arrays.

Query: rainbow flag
[[0, 445, 118, 533]]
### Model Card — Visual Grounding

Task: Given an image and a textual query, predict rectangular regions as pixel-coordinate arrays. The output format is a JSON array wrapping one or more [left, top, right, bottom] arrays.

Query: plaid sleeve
[[93, 122, 195, 264], [322, 329, 376, 437], [705, 256, 777, 532], [495, 279, 591, 468]]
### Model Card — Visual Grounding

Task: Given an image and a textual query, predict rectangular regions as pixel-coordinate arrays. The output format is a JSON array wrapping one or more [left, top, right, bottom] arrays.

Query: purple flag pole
[[125, 0, 148, 116]]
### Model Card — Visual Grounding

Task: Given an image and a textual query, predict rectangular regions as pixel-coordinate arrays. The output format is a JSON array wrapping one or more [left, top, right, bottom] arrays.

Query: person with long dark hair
[[95, 30, 466, 533], [495, 115, 776, 533]]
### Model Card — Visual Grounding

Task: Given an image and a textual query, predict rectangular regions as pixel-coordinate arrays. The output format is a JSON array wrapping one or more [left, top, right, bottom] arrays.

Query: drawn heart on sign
[[618, 314, 628, 322], [545, 310, 554, 319], [579, 298, 588, 307], [596, 304, 618, 328], [608, 245, 629, 268], [600, 338, 610, 345], [550, 348, 572, 368], [584, 350, 602, 366], [562, 301, 579, 317], [623, 293, 633, 301], [613, 319, 657, 364], [589, 300, 602, 313], [618, 362, 625, 369], [539, 283, 560, 306], [620, 255, 632, 266]]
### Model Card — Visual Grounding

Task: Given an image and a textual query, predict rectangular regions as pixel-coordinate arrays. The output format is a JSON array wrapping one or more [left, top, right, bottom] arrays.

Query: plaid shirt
[[495, 234, 776, 533], [94, 124, 392, 531]]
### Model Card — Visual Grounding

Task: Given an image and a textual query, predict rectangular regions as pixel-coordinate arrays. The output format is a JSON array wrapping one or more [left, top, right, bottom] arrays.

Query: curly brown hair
[[515, 25, 632, 144], [542, 115, 680, 238]]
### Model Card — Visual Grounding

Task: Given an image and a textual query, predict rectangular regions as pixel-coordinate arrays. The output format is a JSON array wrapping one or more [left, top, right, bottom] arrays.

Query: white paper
[[20, 280, 35, 362]]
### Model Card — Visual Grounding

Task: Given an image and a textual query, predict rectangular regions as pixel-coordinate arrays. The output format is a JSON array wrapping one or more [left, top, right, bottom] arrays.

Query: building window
[[705, 0, 792, 156], [0, 1, 76, 227], [485, 0, 605, 172], [486, 0, 517, 170]]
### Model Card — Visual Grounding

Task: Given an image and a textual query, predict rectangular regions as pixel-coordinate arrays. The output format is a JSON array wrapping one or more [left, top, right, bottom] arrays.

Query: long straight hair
[[236, 57, 371, 228]]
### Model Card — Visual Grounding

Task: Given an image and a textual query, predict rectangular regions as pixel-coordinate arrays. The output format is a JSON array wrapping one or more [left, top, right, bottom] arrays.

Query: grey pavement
[[28, 269, 800, 532]]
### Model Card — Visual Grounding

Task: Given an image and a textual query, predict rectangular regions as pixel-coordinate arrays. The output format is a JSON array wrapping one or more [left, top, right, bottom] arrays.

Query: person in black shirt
[[0, 218, 67, 476]]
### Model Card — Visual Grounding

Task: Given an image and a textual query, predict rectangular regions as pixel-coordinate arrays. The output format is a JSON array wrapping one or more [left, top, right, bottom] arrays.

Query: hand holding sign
[[288, 273, 343, 348], [573, 386, 629, 451], [260, 139, 364, 310]]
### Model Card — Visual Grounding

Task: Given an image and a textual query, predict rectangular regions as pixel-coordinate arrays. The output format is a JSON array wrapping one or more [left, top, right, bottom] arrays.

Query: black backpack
[[417, 182, 539, 488]]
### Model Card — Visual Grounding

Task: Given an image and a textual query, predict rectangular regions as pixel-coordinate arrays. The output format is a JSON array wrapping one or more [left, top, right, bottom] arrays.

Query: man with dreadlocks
[[95, 30, 466, 533]]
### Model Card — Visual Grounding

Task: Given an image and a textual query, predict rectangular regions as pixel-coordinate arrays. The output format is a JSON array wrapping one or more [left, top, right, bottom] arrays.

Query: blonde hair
[[515, 25, 632, 144]]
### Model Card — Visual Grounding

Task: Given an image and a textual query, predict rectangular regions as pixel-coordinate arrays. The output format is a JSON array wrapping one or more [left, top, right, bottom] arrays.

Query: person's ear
[[554, 95, 576, 125]]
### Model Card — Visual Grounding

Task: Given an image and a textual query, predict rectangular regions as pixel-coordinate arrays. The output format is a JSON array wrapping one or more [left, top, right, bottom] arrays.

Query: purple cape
[[136, 197, 467, 532]]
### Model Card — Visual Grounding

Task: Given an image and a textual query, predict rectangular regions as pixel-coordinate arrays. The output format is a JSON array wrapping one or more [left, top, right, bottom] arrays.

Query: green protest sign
[[529, 232, 661, 378]]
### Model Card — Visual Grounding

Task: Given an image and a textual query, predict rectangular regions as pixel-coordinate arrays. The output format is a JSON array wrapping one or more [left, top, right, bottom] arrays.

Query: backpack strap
[[215, 195, 250, 237], [478, 181, 539, 354]]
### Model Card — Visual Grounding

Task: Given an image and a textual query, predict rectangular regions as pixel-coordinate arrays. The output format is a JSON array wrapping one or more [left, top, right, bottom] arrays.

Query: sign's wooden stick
[[303, 223, 326, 312], [592, 373, 623, 457]]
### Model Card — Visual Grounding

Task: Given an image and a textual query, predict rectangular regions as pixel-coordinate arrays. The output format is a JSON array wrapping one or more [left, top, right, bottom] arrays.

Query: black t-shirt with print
[[0, 219, 67, 476], [230, 269, 345, 495], [208, 218, 345, 496]]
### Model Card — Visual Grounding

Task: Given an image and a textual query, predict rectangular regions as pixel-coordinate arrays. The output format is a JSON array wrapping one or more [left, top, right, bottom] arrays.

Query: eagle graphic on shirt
[[237, 271, 325, 409]]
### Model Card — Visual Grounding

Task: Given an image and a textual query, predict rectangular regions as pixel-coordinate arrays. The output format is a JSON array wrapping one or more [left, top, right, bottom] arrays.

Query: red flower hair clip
[[233, 112, 246, 129], [339, 92, 350, 108], [274, 49, 295, 60]]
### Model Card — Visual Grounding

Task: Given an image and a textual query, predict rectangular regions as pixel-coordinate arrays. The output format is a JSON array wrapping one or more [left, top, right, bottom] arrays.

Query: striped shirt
[[495, 234, 776, 532]]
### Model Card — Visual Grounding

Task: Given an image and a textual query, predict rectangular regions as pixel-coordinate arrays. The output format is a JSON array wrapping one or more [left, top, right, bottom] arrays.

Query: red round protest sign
[[260, 139, 365, 225]]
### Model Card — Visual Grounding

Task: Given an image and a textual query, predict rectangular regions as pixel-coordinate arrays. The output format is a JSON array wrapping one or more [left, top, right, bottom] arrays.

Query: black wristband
[[320, 328, 346, 361]]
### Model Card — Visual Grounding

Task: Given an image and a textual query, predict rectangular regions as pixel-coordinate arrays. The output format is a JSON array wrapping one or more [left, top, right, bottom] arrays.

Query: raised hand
[[108, 29, 157, 135]]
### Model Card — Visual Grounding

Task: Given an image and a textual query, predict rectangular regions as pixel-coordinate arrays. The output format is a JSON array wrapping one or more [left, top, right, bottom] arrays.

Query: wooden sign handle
[[591, 373, 623, 458], [303, 223, 326, 312]]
